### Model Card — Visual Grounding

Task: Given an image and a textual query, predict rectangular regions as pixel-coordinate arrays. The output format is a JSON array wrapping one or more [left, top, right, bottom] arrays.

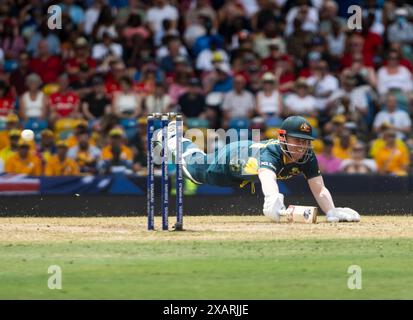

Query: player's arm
[[258, 168, 285, 222], [307, 175, 360, 222], [307, 175, 334, 214]]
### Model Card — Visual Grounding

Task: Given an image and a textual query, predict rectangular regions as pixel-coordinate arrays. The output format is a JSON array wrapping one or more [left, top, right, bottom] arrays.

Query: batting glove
[[326, 207, 360, 223], [263, 193, 286, 222]]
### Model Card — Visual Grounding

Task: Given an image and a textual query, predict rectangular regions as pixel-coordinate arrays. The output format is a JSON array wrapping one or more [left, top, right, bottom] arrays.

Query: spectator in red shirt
[[29, 40, 63, 84], [360, 15, 383, 64], [340, 34, 374, 69], [66, 37, 97, 84], [261, 42, 293, 74], [105, 60, 125, 97], [49, 74, 80, 122], [275, 59, 296, 93], [0, 81, 14, 116]]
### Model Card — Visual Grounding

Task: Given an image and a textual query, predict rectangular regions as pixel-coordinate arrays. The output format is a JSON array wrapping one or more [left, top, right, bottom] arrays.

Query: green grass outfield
[[0, 216, 412, 299]]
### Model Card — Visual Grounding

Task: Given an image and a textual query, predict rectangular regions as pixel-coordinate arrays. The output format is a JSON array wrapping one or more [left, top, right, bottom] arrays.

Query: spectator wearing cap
[[0, 18, 25, 61], [19, 73, 47, 121], [112, 76, 143, 119], [0, 81, 15, 116], [37, 129, 55, 165], [49, 74, 81, 123], [145, 81, 172, 115], [373, 129, 410, 176], [0, 114, 20, 150], [66, 121, 94, 149], [316, 136, 342, 174], [177, 78, 206, 118], [99, 144, 133, 175], [67, 127, 101, 175], [255, 72, 283, 119], [9, 53, 30, 96], [82, 76, 111, 121], [146, 0, 179, 46], [370, 123, 410, 159], [387, 8, 413, 45], [196, 41, 229, 72], [377, 50, 413, 96], [245, 65, 264, 94], [45, 140, 79, 176], [5, 138, 42, 175], [373, 93, 411, 140], [306, 60, 339, 112], [102, 128, 133, 162], [284, 79, 317, 117], [340, 142, 377, 174], [332, 128, 357, 160], [0, 129, 21, 163], [203, 61, 233, 94], [221, 74, 255, 127], [28, 40, 63, 84], [66, 37, 97, 84]]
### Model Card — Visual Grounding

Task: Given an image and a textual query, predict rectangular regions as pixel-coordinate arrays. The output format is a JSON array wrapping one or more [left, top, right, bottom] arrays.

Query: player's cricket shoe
[[154, 121, 203, 185]]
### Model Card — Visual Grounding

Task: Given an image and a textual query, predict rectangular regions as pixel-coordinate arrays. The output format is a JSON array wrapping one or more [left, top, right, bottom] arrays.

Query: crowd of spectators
[[0, 0, 412, 177]]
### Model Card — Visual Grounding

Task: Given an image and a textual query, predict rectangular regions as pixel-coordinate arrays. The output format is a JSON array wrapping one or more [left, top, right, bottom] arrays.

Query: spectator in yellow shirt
[[332, 129, 357, 160], [5, 139, 42, 175], [0, 113, 20, 151], [38, 129, 55, 164], [66, 121, 98, 148], [373, 129, 410, 176], [102, 128, 133, 161], [0, 129, 21, 163], [45, 140, 79, 176]]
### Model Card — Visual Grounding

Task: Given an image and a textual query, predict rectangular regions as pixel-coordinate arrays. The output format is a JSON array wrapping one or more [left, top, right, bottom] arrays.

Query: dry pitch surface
[[1, 215, 413, 299], [0, 215, 412, 242]]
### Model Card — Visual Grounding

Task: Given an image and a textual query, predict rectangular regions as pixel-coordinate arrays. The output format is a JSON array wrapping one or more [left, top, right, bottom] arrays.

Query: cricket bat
[[280, 205, 318, 224]]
